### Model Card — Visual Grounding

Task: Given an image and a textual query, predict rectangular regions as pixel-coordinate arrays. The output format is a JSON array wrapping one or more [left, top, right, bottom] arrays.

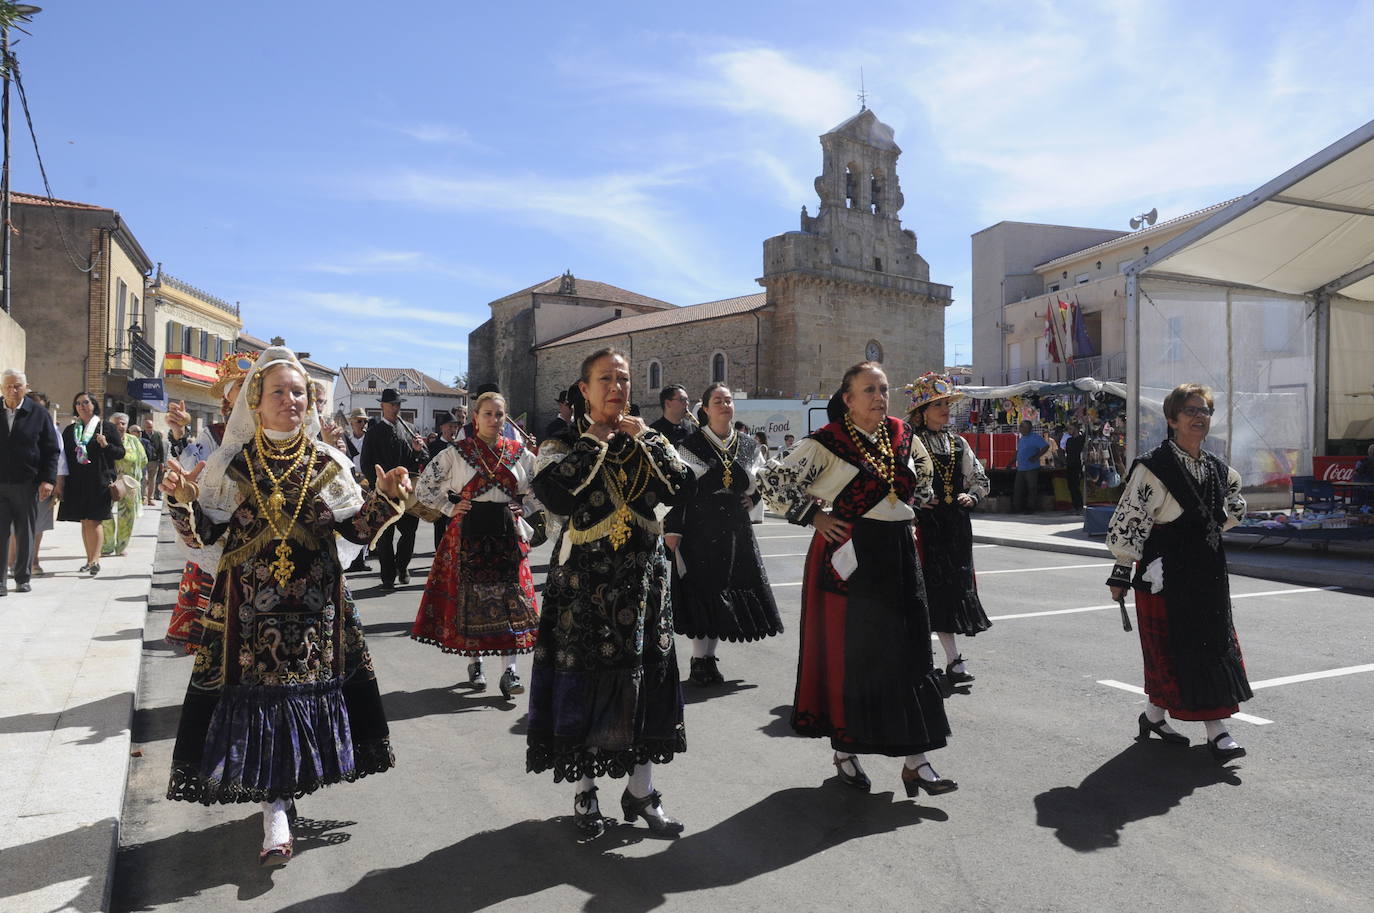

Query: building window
[[182, 326, 193, 353], [844, 165, 856, 209], [114, 279, 127, 359], [166, 321, 178, 354], [398, 377, 408, 389], [711, 351, 727, 384], [200, 331, 209, 359], [367, 378, 377, 390], [873, 257, 883, 272], [647, 360, 662, 391], [1047, 283, 1060, 293], [1076, 273, 1090, 285], [869, 172, 882, 214]]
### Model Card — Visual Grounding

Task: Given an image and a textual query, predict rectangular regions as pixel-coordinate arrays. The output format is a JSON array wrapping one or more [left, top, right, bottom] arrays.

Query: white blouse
[[1106, 441, 1246, 563], [676, 426, 768, 496], [764, 427, 934, 522], [414, 443, 537, 517]]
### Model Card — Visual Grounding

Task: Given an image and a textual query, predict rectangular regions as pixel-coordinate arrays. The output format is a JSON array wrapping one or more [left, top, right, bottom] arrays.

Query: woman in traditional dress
[[761, 361, 957, 799], [905, 373, 992, 685], [164, 353, 258, 652], [100, 412, 148, 557], [411, 391, 540, 700], [160, 347, 410, 865], [56, 391, 125, 576], [664, 382, 782, 686], [1106, 382, 1251, 763], [527, 347, 691, 840]]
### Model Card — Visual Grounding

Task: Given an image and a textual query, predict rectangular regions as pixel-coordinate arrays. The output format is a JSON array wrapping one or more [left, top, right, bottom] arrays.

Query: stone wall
[[0, 308, 25, 377]]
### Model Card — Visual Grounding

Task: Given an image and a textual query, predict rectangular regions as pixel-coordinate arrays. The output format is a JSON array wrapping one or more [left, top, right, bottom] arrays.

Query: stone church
[[466, 108, 952, 432]]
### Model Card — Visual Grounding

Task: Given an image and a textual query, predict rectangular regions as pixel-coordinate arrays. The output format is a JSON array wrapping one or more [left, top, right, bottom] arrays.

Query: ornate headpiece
[[904, 372, 964, 420], [210, 351, 260, 400]]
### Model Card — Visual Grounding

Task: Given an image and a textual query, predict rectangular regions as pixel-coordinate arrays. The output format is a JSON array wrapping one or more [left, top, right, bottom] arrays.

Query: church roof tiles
[[537, 292, 768, 349], [491, 275, 675, 311]]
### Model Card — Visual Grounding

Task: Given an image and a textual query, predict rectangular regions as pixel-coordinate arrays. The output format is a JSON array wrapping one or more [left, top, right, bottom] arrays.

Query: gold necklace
[[845, 413, 897, 503], [247, 429, 317, 588], [706, 427, 740, 488], [603, 442, 650, 549], [927, 430, 958, 504]]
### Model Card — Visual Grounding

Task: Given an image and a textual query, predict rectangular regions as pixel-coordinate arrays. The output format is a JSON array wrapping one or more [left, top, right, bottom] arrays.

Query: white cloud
[[394, 122, 475, 146], [306, 249, 518, 289]]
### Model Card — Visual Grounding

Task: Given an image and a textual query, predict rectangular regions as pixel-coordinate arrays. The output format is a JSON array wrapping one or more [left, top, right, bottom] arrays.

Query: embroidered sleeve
[[167, 498, 226, 549], [532, 435, 609, 516], [516, 447, 544, 516], [640, 429, 691, 501], [339, 487, 405, 547], [745, 444, 768, 504], [413, 448, 449, 512], [1223, 466, 1246, 530], [675, 443, 710, 479], [761, 438, 827, 526], [961, 441, 990, 503], [908, 436, 935, 505], [1106, 463, 1166, 563]]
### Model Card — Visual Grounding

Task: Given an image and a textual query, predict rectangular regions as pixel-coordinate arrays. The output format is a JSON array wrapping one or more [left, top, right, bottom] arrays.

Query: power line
[[10, 52, 92, 273]]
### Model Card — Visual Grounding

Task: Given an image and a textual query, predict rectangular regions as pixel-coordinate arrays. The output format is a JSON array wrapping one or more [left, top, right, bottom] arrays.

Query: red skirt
[[1134, 589, 1242, 721], [411, 514, 539, 657], [165, 561, 213, 654]]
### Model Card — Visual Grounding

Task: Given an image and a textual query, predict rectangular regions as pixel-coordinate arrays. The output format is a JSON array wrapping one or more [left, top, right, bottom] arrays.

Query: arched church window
[[870, 172, 882, 214], [844, 166, 856, 209], [648, 360, 662, 391], [711, 352, 727, 384]]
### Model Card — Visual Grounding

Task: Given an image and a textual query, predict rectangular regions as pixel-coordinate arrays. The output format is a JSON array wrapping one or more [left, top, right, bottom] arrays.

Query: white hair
[[1, 368, 26, 384], [109, 412, 130, 424]]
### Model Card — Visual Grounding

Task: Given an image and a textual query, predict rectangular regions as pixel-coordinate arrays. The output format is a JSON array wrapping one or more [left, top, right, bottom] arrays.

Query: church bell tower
[[757, 108, 952, 398]]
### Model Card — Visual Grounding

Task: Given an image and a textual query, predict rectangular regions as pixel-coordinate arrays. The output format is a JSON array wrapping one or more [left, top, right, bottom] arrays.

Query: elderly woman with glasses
[[1105, 382, 1252, 763]]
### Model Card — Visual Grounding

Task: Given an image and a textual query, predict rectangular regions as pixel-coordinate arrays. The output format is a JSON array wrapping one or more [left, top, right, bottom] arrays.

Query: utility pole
[[0, 4, 40, 314]]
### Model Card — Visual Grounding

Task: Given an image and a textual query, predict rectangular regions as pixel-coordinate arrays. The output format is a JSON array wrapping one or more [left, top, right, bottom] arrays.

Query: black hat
[[379, 388, 405, 404], [555, 389, 569, 404], [474, 383, 500, 396]]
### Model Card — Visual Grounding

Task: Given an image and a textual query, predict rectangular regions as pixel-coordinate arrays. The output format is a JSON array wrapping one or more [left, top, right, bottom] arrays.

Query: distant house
[[237, 332, 340, 416], [338, 366, 468, 432]]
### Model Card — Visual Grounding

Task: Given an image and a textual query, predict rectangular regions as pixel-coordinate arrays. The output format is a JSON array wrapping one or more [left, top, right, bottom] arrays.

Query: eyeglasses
[[1180, 405, 1214, 418]]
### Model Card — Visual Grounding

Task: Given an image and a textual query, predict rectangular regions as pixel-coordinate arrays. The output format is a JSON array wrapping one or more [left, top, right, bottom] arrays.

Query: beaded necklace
[[246, 426, 317, 588], [844, 413, 897, 504], [925, 430, 959, 504], [603, 439, 651, 549]]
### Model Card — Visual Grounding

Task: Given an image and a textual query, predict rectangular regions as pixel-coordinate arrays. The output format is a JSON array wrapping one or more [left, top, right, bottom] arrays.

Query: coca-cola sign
[[1312, 456, 1360, 482]]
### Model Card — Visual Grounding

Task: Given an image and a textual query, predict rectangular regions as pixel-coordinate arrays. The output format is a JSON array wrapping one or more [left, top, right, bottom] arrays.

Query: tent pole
[[1313, 292, 1329, 468], [1225, 288, 1234, 468], [1126, 270, 1140, 464]]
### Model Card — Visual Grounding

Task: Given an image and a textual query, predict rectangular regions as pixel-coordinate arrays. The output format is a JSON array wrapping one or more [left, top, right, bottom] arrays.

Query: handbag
[[109, 474, 138, 502]]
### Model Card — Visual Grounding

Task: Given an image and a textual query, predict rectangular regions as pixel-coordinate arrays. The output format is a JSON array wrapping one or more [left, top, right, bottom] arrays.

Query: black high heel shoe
[[1137, 712, 1189, 746], [832, 753, 871, 792], [620, 788, 684, 835], [946, 655, 975, 685], [1207, 732, 1246, 763], [902, 762, 959, 797], [573, 786, 605, 839]]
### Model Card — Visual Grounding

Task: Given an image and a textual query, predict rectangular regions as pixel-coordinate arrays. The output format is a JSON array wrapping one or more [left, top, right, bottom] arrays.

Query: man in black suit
[[361, 388, 427, 589], [650, 384, 695, 445], [544, 390, 574, 440], [0, 370, 60, 595]]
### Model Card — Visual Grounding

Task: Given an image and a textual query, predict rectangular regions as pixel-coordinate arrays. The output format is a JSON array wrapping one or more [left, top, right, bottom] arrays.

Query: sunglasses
[[1180, 405, 1214, 418]]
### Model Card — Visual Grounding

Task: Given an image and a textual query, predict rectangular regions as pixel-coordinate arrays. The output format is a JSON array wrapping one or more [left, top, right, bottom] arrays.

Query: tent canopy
[[1131, 118, 1374, 300]]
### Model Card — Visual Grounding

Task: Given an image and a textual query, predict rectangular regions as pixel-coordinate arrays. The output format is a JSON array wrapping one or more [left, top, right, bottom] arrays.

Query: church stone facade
[[467, 108, 952, 434]]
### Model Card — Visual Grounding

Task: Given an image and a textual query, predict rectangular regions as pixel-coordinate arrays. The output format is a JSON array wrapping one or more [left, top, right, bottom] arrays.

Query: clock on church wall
[[865, 340, 883, 362]]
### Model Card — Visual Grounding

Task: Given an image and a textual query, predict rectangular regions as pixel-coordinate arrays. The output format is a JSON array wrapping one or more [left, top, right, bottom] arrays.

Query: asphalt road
[[113, 514, 1374, 912]]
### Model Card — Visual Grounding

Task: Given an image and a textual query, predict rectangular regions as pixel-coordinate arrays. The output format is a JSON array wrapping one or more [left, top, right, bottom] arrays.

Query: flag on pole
[[1072, 298, 1096, 358], [1045, 298, 1073, 363]]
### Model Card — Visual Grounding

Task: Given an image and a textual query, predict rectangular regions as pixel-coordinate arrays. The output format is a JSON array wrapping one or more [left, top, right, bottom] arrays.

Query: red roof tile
[[340, 366, 466, 395], [538, 293, 767, 349], [491, 275, 674, 311], [8, 191, 108, 211]]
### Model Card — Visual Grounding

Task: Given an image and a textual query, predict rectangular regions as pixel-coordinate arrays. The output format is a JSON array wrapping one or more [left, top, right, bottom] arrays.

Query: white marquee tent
[[1124, 117, 1374, 486]]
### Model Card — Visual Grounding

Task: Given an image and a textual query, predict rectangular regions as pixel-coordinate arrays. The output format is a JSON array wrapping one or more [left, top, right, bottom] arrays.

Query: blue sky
[[12, 0, 1374, 385]]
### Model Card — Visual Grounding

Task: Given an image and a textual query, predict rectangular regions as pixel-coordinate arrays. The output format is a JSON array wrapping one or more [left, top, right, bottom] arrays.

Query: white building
[[338, 366, 468, 433]]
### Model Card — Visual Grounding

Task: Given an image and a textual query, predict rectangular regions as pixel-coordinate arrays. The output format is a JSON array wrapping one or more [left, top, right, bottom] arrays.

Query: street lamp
[[1, 4, 40, 315]]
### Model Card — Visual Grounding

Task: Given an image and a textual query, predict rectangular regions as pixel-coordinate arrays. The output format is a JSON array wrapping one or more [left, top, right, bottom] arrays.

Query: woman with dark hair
[[1106, 382, 1252, 762], [664, 382, 782, 686], [761, 361, 956, 799], [411, 390, 540, 699], [527, 347, 691, 840], [56, 391, 125, 575], [904, 373, 992, 684]]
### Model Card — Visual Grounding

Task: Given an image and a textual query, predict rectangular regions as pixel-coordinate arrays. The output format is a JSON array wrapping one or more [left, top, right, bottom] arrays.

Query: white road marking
[[978, 562, 1113, 575], [770, 581, 803, 588], [760, 553, 810, 559], [1096, 680, 1274, 725], [987, 586, 1340, 622], [1248, 664, 1374, 689]]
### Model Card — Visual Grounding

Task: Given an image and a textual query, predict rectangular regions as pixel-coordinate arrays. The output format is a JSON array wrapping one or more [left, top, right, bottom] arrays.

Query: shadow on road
[[0, 818, 117, 912], [381, 686, 518, 722], [268, 785, 947, 912], [111, 813, 357, 912], [681, 680, 759, 704], [1033, 740, 1242, 851], [757, 704, 807, 739]]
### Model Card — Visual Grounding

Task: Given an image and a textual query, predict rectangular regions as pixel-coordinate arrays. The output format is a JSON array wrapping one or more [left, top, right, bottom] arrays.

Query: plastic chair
[[1290, 475, 1313, 512], [1304, 480, 1339, 513]]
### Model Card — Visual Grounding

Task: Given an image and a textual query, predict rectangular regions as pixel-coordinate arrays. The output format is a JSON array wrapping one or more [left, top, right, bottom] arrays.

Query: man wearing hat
[[344, 408, 371, 476], [425, 409, 465, 549], [544, 389, 574, 440], [361, 388, 427, 590]]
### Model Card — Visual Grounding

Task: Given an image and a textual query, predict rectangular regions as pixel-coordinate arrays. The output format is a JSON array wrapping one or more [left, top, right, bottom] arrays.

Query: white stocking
[[936, 632, 959, 666], [904, 752, 939, 780], [501, 652, 517, 672], [1204, 719, 1239, 750], [691, 637, 714, 659], [261, 799, 291, 850], [1145, 701, 1183, 737], [834, 751, 865, 778], [628, 761, 654, 797]]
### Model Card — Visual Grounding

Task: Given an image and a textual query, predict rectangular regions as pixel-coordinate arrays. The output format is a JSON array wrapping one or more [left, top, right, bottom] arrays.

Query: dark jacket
[[145, 430, 166, 462], [361, 415, 428, 477], [0, 397, 61, 485]]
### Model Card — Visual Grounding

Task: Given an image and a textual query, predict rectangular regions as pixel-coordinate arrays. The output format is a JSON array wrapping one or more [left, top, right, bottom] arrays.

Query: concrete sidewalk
[[972, 511, 1374, 592], [0, 502, 163, 913]]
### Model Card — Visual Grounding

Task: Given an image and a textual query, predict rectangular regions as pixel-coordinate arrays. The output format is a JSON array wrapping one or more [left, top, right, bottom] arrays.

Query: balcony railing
[[975, 352, 1126, 387]]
